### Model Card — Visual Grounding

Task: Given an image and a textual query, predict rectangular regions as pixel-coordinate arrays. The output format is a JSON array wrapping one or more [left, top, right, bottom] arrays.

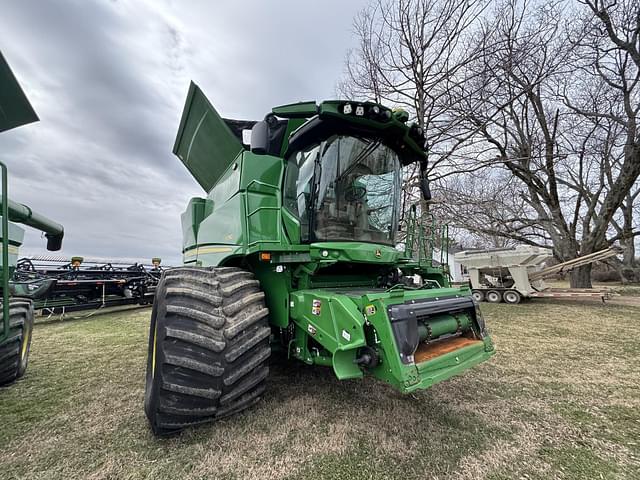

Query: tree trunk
[[619, 266, 640, 284], [619, 237, 637, 283], [570, 264, 593, 288]]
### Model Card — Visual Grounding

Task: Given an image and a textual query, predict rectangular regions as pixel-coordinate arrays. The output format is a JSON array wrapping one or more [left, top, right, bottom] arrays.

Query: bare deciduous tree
[[339, 0, 640, 287], [338, 0, 491, 179], [437, 0, 640, 287]]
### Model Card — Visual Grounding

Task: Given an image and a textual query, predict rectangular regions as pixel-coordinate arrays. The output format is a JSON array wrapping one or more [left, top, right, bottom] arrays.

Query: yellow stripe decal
[[151, 324, 157, 378], [183, 246, 234, 258], [20, 326, 30, 361]]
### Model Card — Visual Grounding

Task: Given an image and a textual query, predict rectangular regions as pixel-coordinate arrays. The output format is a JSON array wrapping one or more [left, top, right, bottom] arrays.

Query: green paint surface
[[0, 51, 39, 133]]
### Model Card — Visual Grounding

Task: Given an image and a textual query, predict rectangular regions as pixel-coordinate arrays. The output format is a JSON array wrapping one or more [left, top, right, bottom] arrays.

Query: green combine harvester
[[0, 51, 64, 386], [144, 82, 495, 435]]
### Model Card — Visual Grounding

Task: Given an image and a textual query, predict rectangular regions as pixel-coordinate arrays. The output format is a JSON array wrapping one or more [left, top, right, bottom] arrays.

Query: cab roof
[[173, 82, 426, 192]]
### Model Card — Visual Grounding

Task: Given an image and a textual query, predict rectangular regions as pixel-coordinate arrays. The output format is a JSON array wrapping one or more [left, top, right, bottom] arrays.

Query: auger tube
[[5, 199, 64, 251]]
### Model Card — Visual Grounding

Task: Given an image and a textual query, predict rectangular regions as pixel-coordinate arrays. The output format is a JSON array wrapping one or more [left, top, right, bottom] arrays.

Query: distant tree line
[[339, 0, 640, 287]]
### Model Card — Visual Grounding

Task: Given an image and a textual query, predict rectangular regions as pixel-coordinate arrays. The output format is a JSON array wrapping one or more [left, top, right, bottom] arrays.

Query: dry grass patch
[[0, 300, 638, 479]]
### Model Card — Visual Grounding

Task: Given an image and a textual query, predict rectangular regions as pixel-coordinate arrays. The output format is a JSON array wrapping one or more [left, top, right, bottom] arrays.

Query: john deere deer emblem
[[375, 249, 382, 258]]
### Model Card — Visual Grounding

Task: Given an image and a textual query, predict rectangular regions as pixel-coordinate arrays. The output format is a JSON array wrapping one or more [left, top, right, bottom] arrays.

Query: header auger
[[144, 82, 495, 435]]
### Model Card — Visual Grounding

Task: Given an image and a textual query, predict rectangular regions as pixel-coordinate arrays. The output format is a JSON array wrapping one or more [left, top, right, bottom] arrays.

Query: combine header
[[14, 255, 163, 314], [143, 83, 495, 435]]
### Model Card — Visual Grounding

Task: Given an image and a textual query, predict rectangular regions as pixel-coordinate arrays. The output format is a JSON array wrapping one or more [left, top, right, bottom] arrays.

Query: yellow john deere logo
[[375, 249, 382, 258]]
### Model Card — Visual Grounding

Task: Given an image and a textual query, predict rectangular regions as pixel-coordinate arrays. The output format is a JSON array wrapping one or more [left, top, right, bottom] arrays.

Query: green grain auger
[[144, 82, 495, 435], [0, 50, 65, 386]]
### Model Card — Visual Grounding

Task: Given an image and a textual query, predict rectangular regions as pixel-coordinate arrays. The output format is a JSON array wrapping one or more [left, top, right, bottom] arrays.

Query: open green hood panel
[[173, 82, 244, 191], [0, 51, 39, 133]]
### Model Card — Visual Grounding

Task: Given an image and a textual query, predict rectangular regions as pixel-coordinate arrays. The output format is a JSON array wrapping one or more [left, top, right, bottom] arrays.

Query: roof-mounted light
[[335, 101, 394, 123]]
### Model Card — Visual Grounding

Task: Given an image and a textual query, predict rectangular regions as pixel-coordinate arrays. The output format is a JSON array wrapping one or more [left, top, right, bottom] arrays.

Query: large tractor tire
[[144, 267, 271, 436], [0, 299, 34, 386]]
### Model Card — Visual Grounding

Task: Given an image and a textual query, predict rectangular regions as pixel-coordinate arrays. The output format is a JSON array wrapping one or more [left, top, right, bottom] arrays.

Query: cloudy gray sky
[[1, 0, 368, 265]]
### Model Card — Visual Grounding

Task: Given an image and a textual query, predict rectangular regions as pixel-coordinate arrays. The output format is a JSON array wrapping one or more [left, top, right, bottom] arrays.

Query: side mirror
[[420, 177, 432, 201], [250, 118, 269, 154], [250, 114, 287, 155]]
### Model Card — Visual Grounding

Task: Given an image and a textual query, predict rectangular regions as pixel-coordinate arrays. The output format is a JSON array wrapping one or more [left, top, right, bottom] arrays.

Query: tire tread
[[145, 267, 270, 435]]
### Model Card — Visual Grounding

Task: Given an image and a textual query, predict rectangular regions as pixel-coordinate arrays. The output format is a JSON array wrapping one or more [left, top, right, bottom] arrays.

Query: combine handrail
[[1, 161, 10, 343]]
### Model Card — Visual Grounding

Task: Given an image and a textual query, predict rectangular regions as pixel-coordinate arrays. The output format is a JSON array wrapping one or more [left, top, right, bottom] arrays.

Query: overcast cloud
[[1, 0, 368, 264]]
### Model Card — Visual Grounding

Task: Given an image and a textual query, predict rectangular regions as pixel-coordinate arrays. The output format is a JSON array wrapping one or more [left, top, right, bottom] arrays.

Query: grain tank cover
[[0, 51, 39, 132], [173, 82, 245, 192]]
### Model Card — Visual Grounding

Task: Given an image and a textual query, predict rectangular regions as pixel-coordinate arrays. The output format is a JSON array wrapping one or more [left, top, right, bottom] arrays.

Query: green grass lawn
[[1, 301, 639, 479]]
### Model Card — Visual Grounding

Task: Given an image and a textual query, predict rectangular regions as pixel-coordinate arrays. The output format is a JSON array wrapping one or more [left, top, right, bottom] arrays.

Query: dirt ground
[[0, 299, 638, 479]]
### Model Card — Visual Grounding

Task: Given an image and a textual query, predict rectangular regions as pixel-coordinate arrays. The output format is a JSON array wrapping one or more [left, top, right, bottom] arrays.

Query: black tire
[[144, 267, 271, 436], [0, 298, 34, 386], [503, 290, 522, 304], [472, 290, 485, 303], [485, 290, 503, 303]]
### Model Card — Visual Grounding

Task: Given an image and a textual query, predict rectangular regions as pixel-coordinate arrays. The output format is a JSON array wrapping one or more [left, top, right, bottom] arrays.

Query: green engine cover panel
[[182, 151, 288, 265], [0, 51, 39, 133], [0, 220, 24, 270], [173, 82, 244, 192]]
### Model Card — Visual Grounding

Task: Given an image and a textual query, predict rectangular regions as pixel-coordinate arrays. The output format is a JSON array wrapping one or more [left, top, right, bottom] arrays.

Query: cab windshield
[[284, 135, 401, 245]]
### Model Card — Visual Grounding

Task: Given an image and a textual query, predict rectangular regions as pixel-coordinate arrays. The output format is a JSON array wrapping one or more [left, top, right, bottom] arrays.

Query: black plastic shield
[[387, 296, 477, 364]]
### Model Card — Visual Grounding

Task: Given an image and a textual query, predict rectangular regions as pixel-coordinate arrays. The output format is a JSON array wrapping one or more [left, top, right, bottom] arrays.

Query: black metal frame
[[13, 258, 164, 313]]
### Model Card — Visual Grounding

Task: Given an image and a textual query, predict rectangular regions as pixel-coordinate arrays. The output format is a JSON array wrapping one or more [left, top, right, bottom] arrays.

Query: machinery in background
[[454, 246, 621, 304], [13, 256, 164, 315]]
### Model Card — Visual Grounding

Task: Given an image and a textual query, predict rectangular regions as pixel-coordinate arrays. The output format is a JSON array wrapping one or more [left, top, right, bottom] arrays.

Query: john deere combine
[[0, 51, 65, 386], [144, 82, 494, 435]]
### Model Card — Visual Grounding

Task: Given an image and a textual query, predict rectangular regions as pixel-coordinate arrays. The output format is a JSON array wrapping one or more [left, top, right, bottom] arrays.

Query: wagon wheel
[[485, 290, 502, 303]]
